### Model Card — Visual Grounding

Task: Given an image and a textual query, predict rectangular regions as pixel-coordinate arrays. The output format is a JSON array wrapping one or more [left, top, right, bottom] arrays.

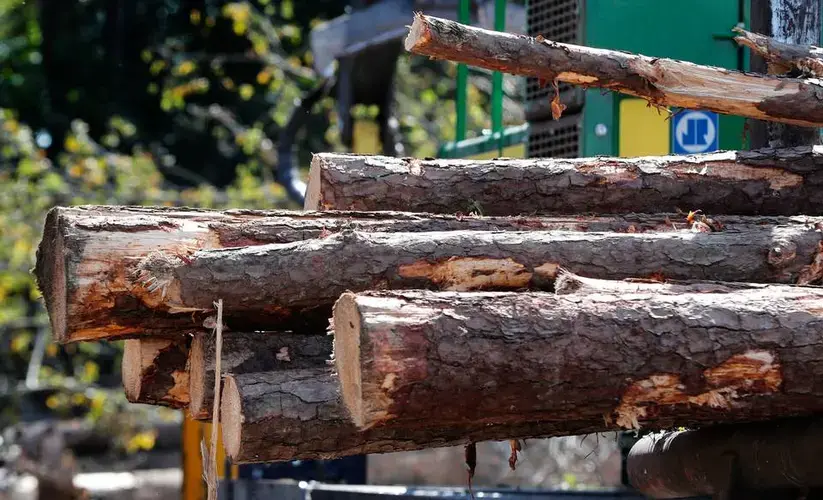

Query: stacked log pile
[[30, 13, 823, 497]]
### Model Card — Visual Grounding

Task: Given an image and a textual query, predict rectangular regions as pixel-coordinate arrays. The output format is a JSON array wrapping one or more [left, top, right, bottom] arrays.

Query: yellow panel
[[182, 417, 228, 500], [618, 98, 670, 157], [467, 143, 526, 161], [352, 119, 382, 154]]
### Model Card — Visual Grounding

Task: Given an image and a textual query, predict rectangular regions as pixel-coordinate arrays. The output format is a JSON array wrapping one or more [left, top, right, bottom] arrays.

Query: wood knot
[[768, 241, 797, 267]]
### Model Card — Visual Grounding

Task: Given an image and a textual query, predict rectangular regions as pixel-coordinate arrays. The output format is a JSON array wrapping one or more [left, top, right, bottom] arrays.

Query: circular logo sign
[[674, 111, 717, 154]]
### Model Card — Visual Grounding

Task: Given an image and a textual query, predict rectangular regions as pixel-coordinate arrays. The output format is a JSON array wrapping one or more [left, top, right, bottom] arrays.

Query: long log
[[136, 225, 823, 332], [331, 288, 823, 431], [188, 331, 331, 420], [305, 148, 823, 216], [37, 206, 702, 343], [122, 338, 190, 408], [627, 418, 823, 498], [403, 13, 823, 128], [734, 27, 823, 78], [220, 366, 607, 463]]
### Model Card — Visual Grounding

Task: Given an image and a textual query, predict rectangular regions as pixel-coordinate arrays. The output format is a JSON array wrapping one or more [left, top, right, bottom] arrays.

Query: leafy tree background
[[0, 0, 521, 457]]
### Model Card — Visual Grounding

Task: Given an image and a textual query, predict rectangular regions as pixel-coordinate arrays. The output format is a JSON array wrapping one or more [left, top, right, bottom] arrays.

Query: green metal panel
[[581, 0, 747, 156]]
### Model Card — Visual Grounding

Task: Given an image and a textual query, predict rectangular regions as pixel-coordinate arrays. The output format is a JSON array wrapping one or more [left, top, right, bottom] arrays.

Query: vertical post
[[751, 0, 821, 148], [492, 0, 506, 154], [455, 0, 471, 142]]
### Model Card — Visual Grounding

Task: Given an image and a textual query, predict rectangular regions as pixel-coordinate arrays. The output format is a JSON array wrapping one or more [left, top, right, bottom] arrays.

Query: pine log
[[627, 418, 823, 498], [331, 288, 823, 431], [188, 331, 331, 420], [137, 224, 823, 333], [553, 268, 786, 296], [122, 338, 190, 408], [37, 206, 699, 343], [220, 366, 607, 463], [305, 148, 823, 216], [404, 13, 823, 128], [734, 27, 823, 78]]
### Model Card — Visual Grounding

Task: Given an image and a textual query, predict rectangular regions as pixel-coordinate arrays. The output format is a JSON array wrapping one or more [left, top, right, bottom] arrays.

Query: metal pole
[[455, 0, 471, 142], [492, 0, 506, 154]]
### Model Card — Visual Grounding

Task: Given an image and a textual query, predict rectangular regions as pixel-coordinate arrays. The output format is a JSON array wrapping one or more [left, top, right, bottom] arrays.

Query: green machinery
[[439, 0, 758, 161]]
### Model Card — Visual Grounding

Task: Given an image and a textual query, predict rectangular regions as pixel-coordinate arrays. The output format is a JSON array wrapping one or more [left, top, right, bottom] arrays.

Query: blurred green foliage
[[0, 0, 512, 443]]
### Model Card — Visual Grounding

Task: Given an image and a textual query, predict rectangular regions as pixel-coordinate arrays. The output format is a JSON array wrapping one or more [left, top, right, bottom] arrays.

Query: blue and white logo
[[672, 110, 719, 154]]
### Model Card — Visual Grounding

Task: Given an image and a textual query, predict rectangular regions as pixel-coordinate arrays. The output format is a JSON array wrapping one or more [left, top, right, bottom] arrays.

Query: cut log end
[[34, 207, 68, 342], [122, 339, 143, 401], [303, 155, 323, 211], [404, 12, 430, 52], [188, 333, 208, 419], [122, 337, 190, 407], [220, 374, 242, 460], [333, 292, 366, 428]]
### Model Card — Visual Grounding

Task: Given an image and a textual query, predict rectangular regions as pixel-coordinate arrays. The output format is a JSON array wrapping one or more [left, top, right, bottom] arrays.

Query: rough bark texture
[[734, 27, 823, 77], [627, 418, 823, 498], [140, 224, 823, 332], [219, 367, 612, 464], [38, 206, 700, 343], [332, 289, 823, 432], [763, 0, 822, 147], [122, 338, 189, 408], [305, 149, 823, 216], [188, 331, 331, 420], [404, 13, 823, 128]]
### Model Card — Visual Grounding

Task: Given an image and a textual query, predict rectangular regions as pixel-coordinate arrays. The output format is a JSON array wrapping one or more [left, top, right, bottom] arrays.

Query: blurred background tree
[[0, 0, 517, 459]]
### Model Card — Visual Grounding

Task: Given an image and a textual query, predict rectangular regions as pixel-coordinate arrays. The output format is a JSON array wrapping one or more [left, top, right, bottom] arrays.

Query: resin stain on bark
[[398, 257, 533, 291], [612, 350, 782, 430]]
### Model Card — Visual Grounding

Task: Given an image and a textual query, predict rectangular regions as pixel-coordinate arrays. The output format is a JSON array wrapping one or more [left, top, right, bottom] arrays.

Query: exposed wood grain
[[122, 337, 190, 408]]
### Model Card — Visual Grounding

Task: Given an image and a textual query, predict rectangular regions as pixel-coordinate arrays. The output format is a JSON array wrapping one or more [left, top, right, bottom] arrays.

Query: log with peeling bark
[[38, 206, 702, 343], [134, 224, 823, 333], [305, 148, 823, 216], [403, 13, 823, 128], [220, 366, 608, 463], [332, 288, 823, 431], [734, 27, 823, 78], [553, 268, 788, 296], [122, 337, 190, 408], [188, 331, 331, 420]]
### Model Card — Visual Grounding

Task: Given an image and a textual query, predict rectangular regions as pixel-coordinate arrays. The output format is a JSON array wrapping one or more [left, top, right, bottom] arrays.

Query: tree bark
[[627, 417, 823, 498], [219, 366, 610, 464], [404, 13, 823, 128], [188, 331, 331, 420], [38, 206, 696, 343], [734, 27, 823, 78], [122, 338, 190, 408], [764, 0, 822, 147], [136, 224, 823, 333], [331, 288, 823, 431], [305, 149, 823, 216]]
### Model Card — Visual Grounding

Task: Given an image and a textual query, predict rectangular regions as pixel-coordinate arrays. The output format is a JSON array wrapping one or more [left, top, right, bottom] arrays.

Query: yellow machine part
[[182, 416, 238, 500], [466, 142, 526, 160], [618, 97, 670, 157]]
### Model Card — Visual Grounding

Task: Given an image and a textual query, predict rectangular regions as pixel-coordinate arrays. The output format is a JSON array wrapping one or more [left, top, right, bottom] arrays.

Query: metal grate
[[527, 114, 581, 159], [525, 0, 581, 121]]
